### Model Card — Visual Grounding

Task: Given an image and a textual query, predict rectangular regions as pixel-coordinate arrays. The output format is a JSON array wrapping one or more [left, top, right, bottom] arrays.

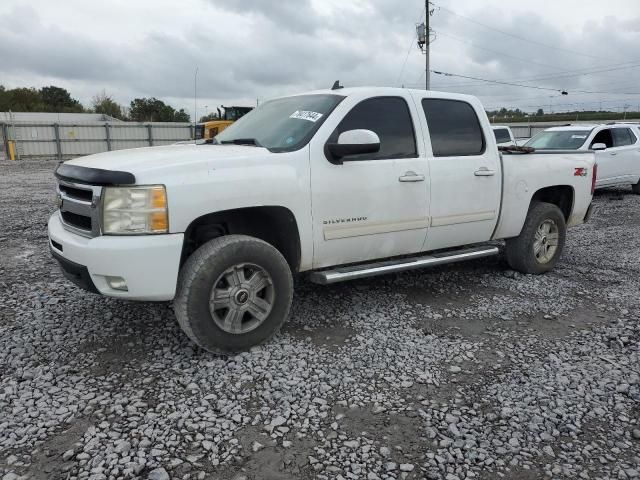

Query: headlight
[[102, 186, 168, 235]]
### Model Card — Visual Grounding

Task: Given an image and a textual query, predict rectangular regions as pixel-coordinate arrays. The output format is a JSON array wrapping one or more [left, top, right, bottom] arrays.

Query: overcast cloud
[[1, 0, 639, 116]]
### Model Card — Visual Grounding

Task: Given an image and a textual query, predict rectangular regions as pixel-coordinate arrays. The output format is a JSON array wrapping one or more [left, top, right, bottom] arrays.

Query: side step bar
[[309, 245, 500, 285]]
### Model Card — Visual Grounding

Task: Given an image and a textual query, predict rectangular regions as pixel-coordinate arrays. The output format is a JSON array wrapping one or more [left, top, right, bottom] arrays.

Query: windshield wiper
[[219, 138, 263, 147]]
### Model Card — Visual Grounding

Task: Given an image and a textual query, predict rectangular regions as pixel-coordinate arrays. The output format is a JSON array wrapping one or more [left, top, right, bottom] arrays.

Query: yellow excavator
[[195, 106, 253, 140]]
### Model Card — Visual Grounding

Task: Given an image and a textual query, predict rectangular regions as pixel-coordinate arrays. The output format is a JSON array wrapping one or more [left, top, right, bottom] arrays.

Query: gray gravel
[[0, 159, 639, 480]]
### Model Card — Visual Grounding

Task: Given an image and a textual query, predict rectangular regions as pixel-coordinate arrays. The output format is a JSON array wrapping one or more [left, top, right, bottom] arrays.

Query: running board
[[309, 245, 500, 285]]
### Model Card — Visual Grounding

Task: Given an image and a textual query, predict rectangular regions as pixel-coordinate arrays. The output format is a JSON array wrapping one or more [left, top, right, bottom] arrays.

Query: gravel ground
[[1, 159, 639, 480]]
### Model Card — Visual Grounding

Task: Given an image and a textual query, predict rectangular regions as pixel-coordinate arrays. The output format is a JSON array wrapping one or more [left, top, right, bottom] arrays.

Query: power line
[[429, 70, 567, 93], [396, 6, 426, 86], [430, 61, 640, 90], [484, 98, 640, 110], [435, 4, 613, 61]]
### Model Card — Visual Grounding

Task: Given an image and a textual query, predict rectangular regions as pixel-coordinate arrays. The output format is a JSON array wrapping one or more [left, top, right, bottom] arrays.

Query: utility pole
[[417, 2, 434, 90], [425, 0, 430, 90], [194, 66, 199, 130]]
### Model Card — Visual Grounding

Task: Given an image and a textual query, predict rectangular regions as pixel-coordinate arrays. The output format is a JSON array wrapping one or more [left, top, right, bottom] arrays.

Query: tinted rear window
[[493, 128, 511, 144], [422, 99, 485, 157], [612, 128, 635, 147]]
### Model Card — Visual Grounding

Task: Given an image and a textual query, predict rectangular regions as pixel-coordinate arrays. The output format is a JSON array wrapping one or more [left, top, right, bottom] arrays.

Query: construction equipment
[[195, 106, 253, 140]]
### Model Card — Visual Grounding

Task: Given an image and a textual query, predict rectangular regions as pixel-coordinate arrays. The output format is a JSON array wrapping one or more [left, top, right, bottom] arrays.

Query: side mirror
[[327, 129, 380, 162], [591, 143, 607, 151]]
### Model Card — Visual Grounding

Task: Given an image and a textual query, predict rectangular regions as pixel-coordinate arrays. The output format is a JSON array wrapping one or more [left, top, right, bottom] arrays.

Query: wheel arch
[[180, 206, 302, 273], [493, 184, 574, 240], [529, 185, 574, 220]]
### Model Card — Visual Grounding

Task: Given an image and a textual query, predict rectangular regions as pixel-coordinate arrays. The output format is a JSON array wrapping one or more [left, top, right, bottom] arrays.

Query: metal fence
[[2, 118, 632, 160], [1, 121, 194, 160]]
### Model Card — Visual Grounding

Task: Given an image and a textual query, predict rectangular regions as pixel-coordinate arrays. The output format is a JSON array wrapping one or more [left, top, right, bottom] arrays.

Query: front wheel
[[174, 235, 293, 354], [505, 202, 567, 274]]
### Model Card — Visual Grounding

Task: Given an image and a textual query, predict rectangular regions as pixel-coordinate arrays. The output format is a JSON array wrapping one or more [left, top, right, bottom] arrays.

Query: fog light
[[106, 276, 128, 292]]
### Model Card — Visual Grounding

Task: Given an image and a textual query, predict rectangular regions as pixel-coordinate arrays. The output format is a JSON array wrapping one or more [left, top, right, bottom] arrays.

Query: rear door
[[309, 94, 430, 268], [611, 127, 639, 184], [418, 97, 502, 251]]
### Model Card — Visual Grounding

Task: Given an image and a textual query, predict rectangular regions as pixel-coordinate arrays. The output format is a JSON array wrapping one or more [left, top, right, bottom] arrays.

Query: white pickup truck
[[49, 87, 596, 353]]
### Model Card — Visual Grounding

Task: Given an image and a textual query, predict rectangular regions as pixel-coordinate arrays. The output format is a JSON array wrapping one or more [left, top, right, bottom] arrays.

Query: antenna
[[331, 80, 344, 90]]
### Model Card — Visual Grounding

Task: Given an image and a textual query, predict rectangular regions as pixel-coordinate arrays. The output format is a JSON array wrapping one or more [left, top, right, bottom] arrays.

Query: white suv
[[525, 123, 640, 192]]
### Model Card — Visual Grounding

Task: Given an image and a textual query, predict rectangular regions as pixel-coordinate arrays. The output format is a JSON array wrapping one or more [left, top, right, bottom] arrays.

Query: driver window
[[591, 129, 613, 149], [329, 97, 417, 161]]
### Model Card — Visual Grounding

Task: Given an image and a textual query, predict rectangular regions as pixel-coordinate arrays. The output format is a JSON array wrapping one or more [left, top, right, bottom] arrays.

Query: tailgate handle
[[474, 167, 495, 177], [399, 171, 425, 182]]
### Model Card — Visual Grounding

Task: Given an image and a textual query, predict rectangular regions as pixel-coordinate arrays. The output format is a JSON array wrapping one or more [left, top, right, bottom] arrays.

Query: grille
[[57, 179, 102, 237], [61, 211, 92, 230], [59, 184, 93, 202]]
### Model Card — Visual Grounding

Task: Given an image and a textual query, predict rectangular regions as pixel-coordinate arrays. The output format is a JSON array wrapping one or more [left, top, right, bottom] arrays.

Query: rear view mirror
[[591, 143, 607, 151], [327, 129, 380, 163]]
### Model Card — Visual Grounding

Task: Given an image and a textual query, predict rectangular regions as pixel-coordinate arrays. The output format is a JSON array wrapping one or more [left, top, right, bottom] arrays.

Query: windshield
[[214, 94, 344, 152], [524, 130, 591, 150]]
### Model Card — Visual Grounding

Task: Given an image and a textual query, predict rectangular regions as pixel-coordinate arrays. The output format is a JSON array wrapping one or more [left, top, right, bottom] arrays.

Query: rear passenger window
[[612, 128, 635, 147], [422, 99, 485, 157], [330, 97, 417, 161]]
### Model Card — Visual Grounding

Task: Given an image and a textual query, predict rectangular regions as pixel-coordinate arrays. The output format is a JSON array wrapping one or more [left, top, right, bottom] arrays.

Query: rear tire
[[505, 202, 566, 275], [174, 235, 293, 354]]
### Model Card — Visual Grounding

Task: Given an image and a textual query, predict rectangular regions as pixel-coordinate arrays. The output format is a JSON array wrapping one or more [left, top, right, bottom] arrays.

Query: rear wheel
[[174, 235, 293, 354], [505, 202, 566, 274]]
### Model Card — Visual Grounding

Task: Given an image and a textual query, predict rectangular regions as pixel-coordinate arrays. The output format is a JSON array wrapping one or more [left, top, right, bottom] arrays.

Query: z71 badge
[[574, 167, 588, 177]]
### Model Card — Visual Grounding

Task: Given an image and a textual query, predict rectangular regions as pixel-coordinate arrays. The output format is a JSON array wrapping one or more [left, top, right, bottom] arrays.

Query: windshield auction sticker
[[290, 110, 324, 122]]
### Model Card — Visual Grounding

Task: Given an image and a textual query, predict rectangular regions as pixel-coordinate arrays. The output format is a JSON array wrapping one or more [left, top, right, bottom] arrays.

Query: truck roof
[[545, 123, 640, 132], [544, 125, 600, 131], [288, 86, 482, 104]]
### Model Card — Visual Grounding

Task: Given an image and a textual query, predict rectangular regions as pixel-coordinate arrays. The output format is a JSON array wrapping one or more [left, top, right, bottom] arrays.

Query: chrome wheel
[[533, 219, 559, 264], [209, 263, 275, 334]]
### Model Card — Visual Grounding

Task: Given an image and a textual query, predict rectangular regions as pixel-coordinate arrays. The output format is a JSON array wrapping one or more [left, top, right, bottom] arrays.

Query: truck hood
[[65, 144, 270, 179]]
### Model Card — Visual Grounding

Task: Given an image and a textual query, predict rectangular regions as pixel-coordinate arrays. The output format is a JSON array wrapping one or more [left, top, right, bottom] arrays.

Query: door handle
[[399, 171, 425, 182], [609, 152, 617, 156], [474, 167, 496, 176]]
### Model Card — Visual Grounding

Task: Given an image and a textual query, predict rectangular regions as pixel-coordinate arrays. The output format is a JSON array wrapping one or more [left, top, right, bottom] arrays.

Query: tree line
[[0, 85, 190, 122]]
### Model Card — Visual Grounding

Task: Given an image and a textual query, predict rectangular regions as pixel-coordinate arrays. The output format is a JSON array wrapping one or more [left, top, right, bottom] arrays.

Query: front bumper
[[48, 213, 184, 301]]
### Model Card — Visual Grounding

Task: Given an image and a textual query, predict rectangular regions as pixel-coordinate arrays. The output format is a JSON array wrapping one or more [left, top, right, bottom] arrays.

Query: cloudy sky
[[1, 0, 639, 117]]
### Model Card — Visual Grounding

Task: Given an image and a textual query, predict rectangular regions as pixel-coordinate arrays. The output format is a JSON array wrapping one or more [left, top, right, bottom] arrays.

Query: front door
[[418, 97, 502, 251], [309, 94, 430, 269]]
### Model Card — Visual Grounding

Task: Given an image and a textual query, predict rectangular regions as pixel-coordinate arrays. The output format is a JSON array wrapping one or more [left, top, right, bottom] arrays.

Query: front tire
[[505, 202, 566, 274], [174, 235, 293, 354]]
